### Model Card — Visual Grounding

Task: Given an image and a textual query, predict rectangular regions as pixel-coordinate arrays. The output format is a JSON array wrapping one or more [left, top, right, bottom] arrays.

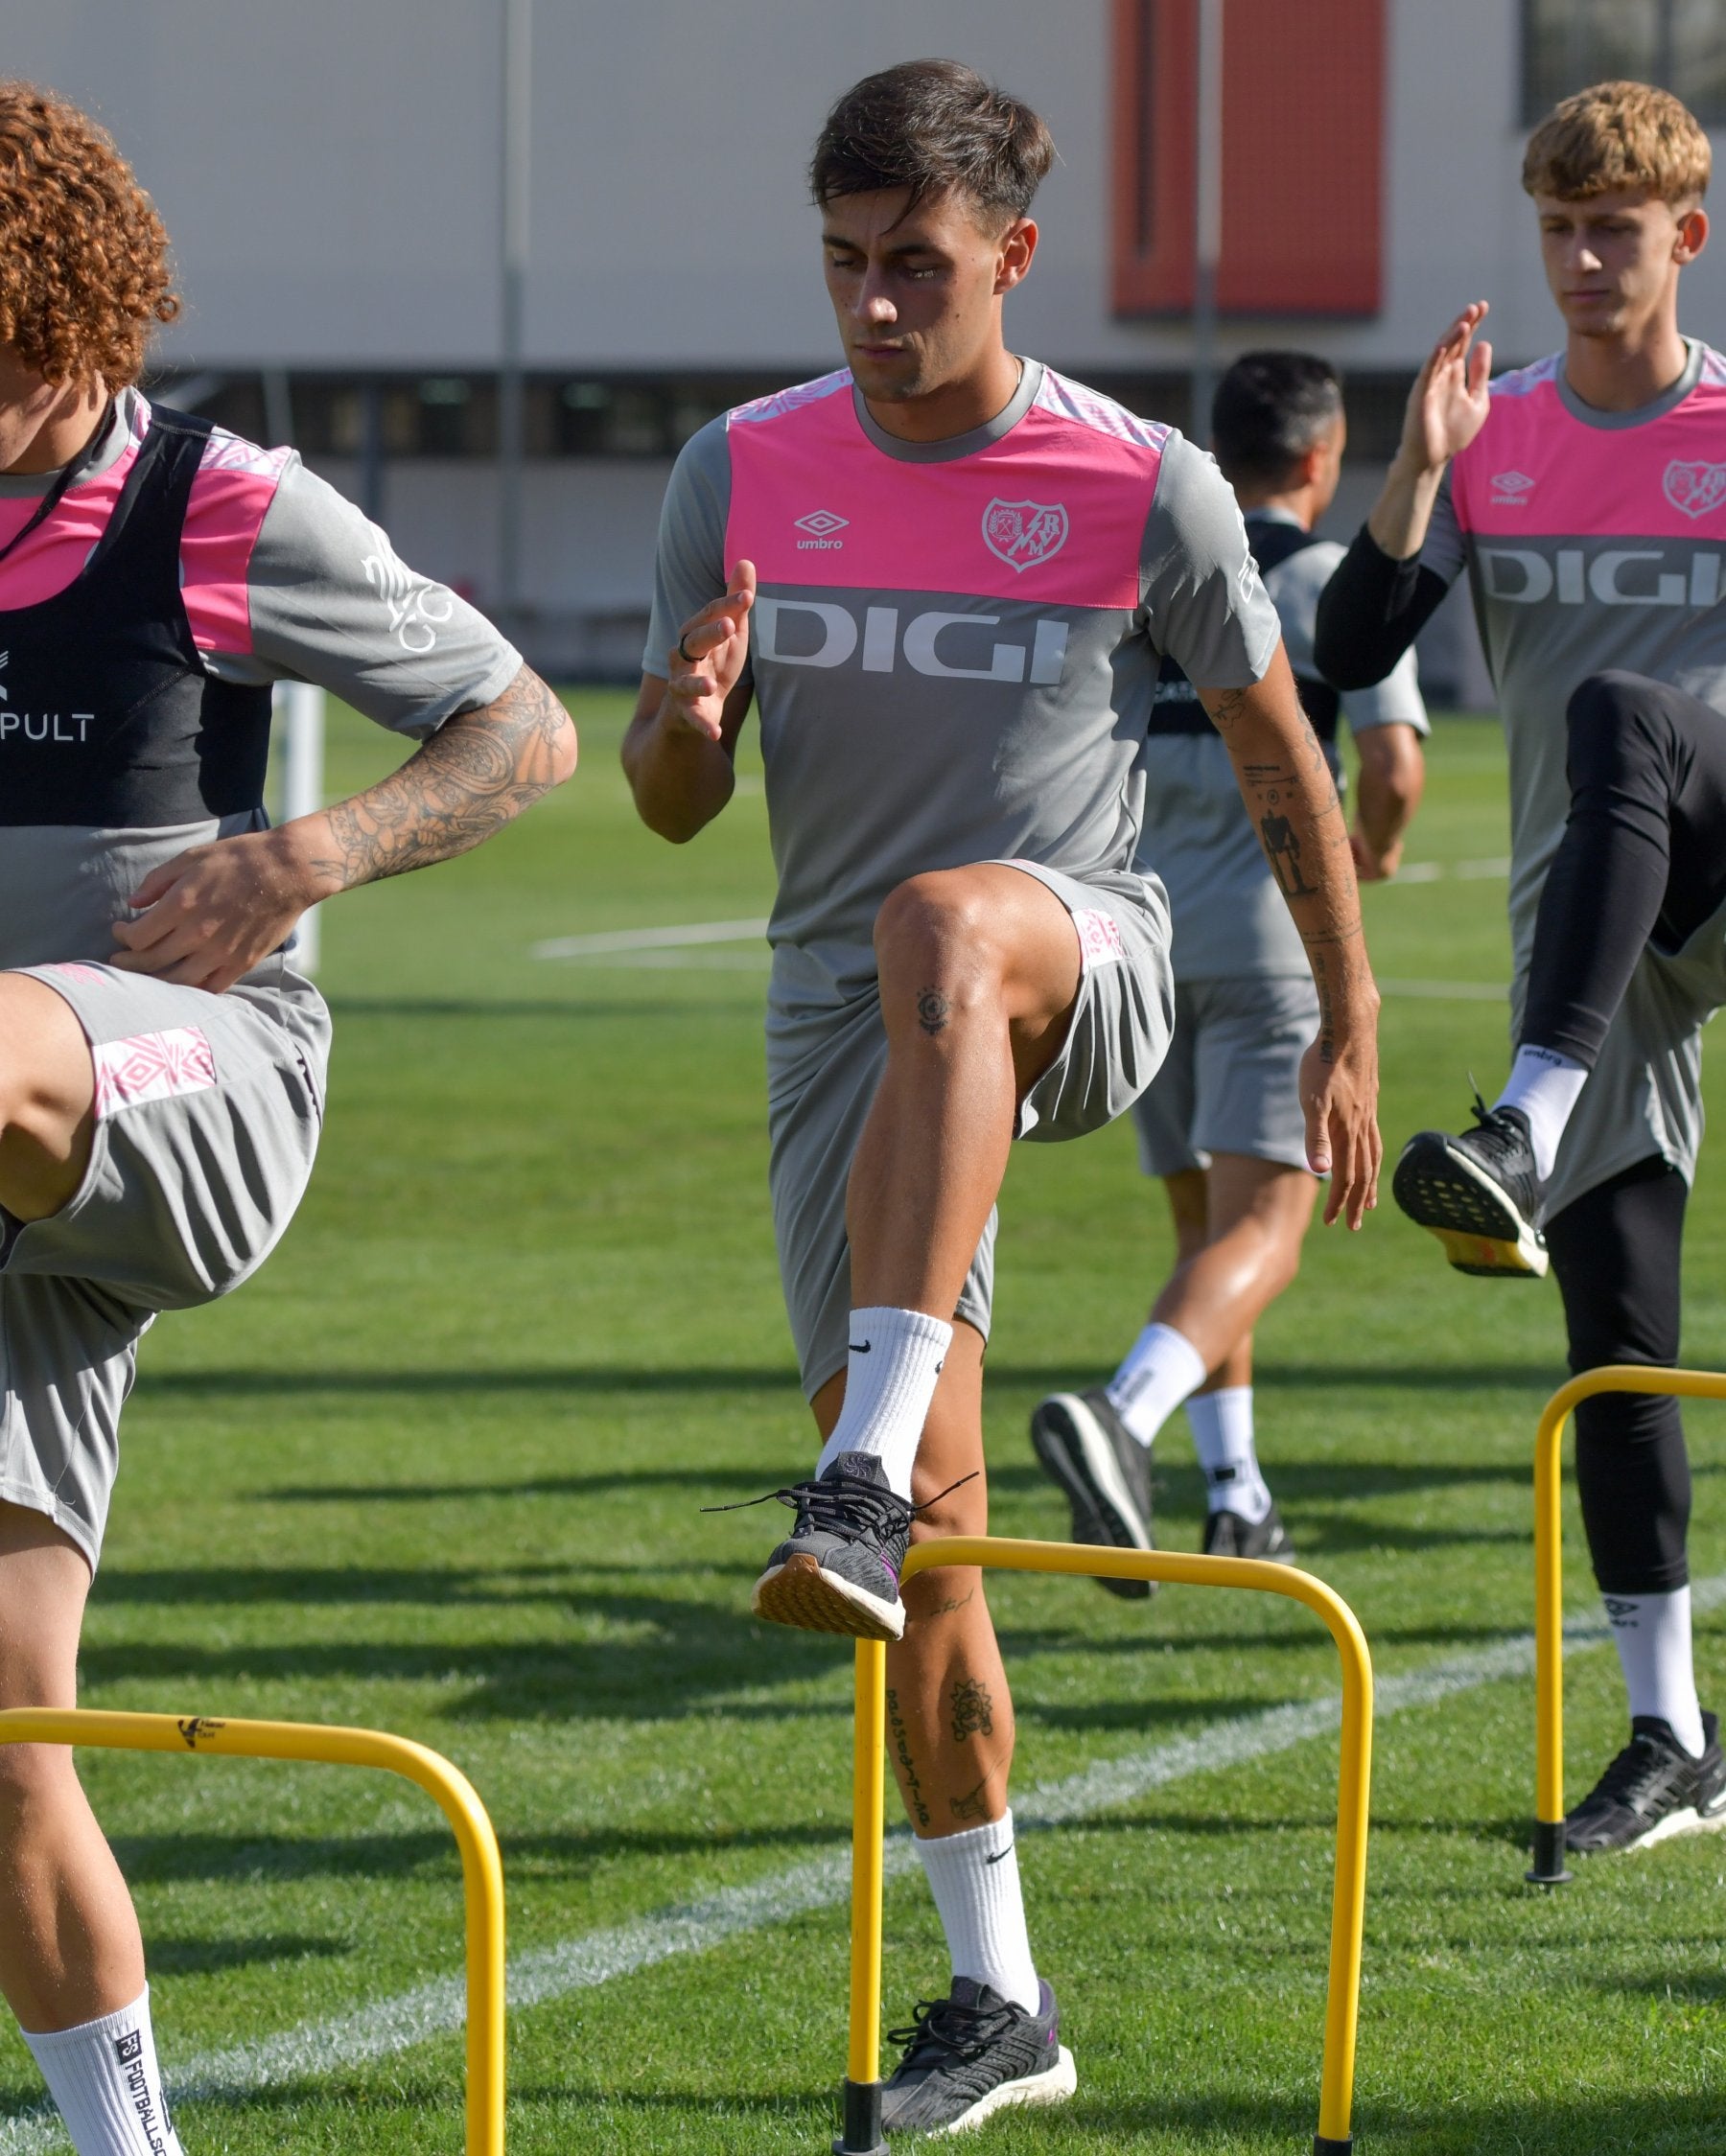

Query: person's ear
[[995, 218, 1038, 294], [1676, 204, 1709, 265]]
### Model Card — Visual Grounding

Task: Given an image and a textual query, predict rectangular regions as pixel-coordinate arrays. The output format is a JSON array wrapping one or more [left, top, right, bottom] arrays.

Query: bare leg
[[813, 1325, 1012, 1833], [1150, 1153, 1316, 1378], [846, 867, 1082, 1316], [0, 1504, 145, 2031], [0, 976, 96, 1223]]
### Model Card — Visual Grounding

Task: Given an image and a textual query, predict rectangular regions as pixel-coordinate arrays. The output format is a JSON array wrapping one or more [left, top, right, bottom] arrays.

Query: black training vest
[[0, 406, 272, 828], [1145, 513, 1343, 776]]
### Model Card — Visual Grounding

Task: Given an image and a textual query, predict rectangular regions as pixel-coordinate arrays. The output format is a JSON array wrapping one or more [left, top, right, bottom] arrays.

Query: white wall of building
[[5, 0, 1719, 374]]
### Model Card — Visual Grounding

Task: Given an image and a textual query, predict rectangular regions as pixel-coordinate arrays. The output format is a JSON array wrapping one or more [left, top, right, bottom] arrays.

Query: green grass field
[[13, 700, 1726, 2155]]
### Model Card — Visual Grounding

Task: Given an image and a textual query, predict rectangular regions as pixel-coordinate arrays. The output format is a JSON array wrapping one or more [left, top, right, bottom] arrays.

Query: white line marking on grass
[[6, 1576, 1720, 2147], [1380, 858, 1508, 886], [1378, 978, 1507, 1002], [530, 918, 770, 961]]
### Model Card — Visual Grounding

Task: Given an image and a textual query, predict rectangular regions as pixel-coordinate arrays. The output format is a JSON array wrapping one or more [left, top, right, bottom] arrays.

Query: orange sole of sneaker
[[751, 1551, 905, 1641]]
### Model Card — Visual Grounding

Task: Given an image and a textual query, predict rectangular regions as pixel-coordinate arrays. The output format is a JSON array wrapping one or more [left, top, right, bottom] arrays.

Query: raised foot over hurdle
[[832, 1537, 1374, 2156], [0, 1706, 506, 2156], [1528, 1363, 1726, 1888]]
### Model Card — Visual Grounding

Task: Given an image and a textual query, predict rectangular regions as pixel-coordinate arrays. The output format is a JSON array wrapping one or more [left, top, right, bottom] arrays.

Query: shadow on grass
[[148, 1932, 350, 1976]]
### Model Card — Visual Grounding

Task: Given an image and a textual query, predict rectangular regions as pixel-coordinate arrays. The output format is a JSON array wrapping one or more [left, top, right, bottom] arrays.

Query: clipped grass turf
[[12, 701, 1726, 2153]]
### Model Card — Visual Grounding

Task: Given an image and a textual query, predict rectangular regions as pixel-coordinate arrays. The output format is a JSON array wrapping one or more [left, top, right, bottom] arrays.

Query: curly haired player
[[0, 83, 574, 2154]]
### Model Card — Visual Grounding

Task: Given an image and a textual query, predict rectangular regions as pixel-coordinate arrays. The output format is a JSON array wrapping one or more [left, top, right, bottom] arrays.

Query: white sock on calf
[[1605, 1586, 1706, 1758], [814, 1307, 953, 1500], [1494, 1044, 1588, 1183], [1185, 1387, 1272, 1522], [24, 1985, 185, 2156], [914, 1810, 1039, 2013], [1105, 1321, 1207, 1448]]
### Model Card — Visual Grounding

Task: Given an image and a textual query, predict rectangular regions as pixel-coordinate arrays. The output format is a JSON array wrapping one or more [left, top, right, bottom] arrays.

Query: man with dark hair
[[1316, 81, 1726, 1857], [0, 81, 575, 2156], [626, 61, 1380, 2132], [1034, 353, 1425, 1575]]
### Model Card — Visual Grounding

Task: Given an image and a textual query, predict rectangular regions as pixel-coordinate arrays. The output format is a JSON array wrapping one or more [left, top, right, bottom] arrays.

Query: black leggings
[[1525, 669, 1726, 1065], [1545, 1156, 1691, 1595]]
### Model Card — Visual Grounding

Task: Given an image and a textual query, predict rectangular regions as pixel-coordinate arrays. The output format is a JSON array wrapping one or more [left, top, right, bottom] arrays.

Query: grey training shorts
[[1131, 973, 1318, 1178], [768, 860, 1175, 1399], [0, 962, 328, 1569]]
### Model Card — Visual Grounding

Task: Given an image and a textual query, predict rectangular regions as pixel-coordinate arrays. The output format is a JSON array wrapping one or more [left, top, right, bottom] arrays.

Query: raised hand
[[665, 561, 757, 742], [1400, 301, 1493, 476]]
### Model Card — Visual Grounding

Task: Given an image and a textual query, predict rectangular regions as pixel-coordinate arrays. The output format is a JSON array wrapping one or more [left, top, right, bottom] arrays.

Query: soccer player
[[0, 85, 574, 2155], [625, 60, 1379, 2132], [1315, 81, 1726, 1856], [1033, 354, 1426, 1575]]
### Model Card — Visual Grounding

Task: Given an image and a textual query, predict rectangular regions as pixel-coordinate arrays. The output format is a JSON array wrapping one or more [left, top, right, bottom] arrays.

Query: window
[[1111, 0, 1386, 318], [1523, 0, 1726, 126]]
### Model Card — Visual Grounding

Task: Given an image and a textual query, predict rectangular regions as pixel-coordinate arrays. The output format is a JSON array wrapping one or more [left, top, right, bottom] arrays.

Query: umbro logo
[[795, 508, 848, 551], [1490, 470, 1535, 504]]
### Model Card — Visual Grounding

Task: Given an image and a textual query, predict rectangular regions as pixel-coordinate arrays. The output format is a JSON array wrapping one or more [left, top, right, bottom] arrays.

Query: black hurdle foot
[[1525, 1817, 1574, 1886], [833, 2076, 887, 2155], [1313, 2137, 1354, 2153]]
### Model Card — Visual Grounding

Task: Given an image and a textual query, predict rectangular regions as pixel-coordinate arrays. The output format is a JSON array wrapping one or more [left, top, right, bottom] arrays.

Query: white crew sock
[[914, 1810, 1039, 2013], [1604, 1587, 1706, 1757], [1185, 1386, 1273, 1522], [1494, 1044, 1589, 1184], [815, 1306, 953, 1500], [23, 1985, 185, 2156], [1105, 1321, 1208, 1448]]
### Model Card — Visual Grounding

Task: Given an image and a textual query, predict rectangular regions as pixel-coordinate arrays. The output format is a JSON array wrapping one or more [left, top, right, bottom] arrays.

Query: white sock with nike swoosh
[[815, 1306, 953, 1500], [915, 1810, 1039, 2012]]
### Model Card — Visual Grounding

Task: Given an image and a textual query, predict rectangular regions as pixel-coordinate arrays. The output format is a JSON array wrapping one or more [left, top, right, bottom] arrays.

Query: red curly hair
[[0, 82, 178, 389]]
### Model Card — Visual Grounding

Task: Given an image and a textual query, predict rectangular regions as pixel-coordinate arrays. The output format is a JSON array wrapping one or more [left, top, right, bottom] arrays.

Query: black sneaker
[[748, 1453, 913, 1642], [1029, 1389, 1155, 1600], [1202, 1503, 1295, 1563], [1565, 1711, 1726, 1857], [1391, 1098, 1548, 1278], [879, 1979, 1076, 2136]]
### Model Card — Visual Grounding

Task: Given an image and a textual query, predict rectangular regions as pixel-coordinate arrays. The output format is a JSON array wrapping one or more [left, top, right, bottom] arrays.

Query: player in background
[[1316, 81, 1726, 1856], [1033, 353, 1425, 1575], [0, 85, 574, 2156], [625, 60, 1379, 2134]]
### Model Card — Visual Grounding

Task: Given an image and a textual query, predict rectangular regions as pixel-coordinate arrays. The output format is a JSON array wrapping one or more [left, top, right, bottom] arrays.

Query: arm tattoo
[[949, 1676, 995, 1743], [916, 988, 950, 1035], [309, 664, 569, 891]]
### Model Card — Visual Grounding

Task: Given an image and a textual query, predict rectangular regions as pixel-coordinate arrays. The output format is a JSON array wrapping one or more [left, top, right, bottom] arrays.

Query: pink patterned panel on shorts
[[91, 1027, 218, 1119], [1072, 908, 1126, 970]]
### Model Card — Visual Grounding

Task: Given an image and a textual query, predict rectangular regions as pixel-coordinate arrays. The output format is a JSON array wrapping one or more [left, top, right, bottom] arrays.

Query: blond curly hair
[[0, 82, 178, 389], [1524, 81, 1712, 205]]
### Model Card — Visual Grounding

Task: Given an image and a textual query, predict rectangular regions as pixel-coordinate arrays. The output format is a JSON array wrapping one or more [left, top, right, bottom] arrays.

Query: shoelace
[[702, 1470, 977, 1528], [887, 1993, 1018, 2066], [1586, 1732, 1691, 1811]]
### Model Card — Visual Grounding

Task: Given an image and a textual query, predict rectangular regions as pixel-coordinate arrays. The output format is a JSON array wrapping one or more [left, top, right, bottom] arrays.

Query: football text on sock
[[1185, 1386, 1273, 1522], [1105, 1321, 1208, 1449], [815, 1307, 954, 1500], [1604, 1585, 1706, 1758], [1495, 1044, 1588, 1184], [914, 1809, 1039, 2014], [23, 1985, 185, 2156]]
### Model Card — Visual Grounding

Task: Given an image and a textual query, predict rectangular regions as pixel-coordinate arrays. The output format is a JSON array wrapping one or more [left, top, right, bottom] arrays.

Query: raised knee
[[1564, 670, 1662, 757], [874, 874, 999, 984]]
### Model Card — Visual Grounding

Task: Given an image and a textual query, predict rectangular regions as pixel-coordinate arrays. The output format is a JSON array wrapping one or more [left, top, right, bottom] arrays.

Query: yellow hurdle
[[0, 1707, 506, 2155], [1527, 1363, 1726, 1887], [834, 1538, 1374, 2156]]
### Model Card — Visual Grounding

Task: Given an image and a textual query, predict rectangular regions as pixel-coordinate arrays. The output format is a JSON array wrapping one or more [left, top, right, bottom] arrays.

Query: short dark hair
[[809, 58, 1056, 226], [1210, 352, 1343, 486]]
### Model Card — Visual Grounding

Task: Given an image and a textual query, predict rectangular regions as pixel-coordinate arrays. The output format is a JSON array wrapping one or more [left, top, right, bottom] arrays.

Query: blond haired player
[[1318, 81, 1726, 1859]]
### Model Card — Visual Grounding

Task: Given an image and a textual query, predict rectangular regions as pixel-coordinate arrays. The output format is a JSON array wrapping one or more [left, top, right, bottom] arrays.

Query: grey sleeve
[[1268, 541, 1430, 736], [1139, 432, 1281, 688], [642, 418, 734, 679], [1418, 472, 1468, 586], [201, 462, 523, 738]]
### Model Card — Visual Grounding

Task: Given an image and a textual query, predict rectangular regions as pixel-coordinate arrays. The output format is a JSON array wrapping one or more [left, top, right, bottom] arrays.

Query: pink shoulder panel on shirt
[[1455, 349, 1726, 539], [0, 398, 290, 653], [724, 367, 1162, 608]]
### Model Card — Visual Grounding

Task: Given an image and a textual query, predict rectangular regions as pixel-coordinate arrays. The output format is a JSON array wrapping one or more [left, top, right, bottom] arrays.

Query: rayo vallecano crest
[[1663, 460, 1726, 519], [982, 498, 1069, 570]]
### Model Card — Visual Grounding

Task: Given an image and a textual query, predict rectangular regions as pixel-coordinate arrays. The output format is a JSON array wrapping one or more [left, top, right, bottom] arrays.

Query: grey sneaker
[[1202, 1503, 1295, 1563], [1030, 1388, 1155, 1600], [1565, 1711, 1726, 1856], [880, 1979, 1076, 2136], [748, 1453, 913, 1642], [1392, 1098, 1548, 1278]]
